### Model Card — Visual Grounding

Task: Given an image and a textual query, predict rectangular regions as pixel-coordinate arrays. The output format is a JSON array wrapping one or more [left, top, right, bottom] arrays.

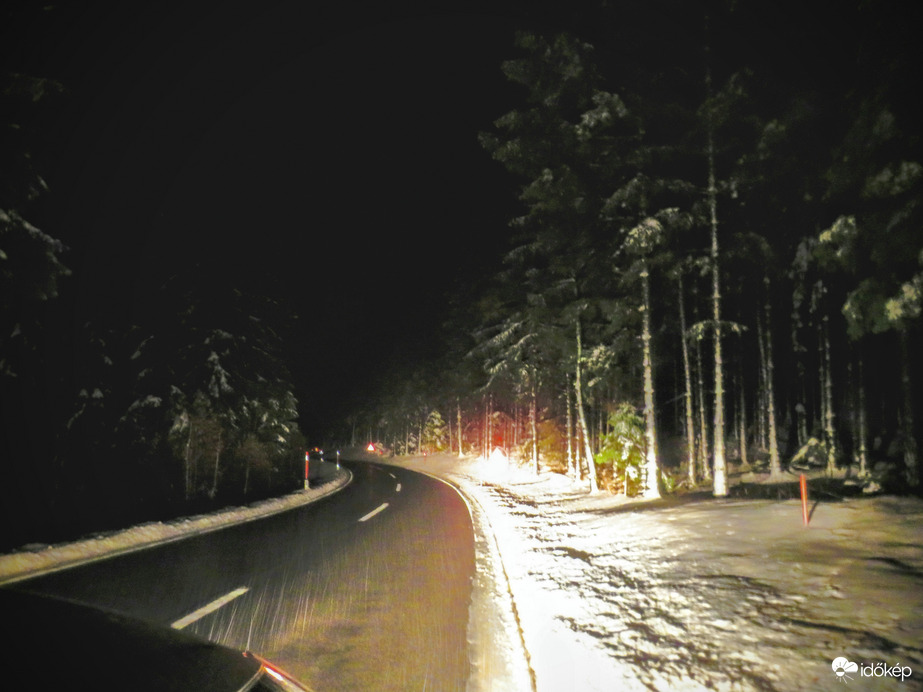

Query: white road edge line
[[411, 468, 536, 691], [358, 502, 389, 522], [171, 587, 249, 629]]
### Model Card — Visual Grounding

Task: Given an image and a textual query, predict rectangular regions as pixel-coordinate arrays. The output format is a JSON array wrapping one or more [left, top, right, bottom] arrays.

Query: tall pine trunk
[[678, 274, 696, 485], [737, 358, 749, 471], [762, 280, 783, 477], [566, 373, 575, 479], [704, 24, 727, 496], [793, 318, 809, 450], [822, 314, 837, 475], [184, 415, 194, 501], [899, 330, 919, 487], [575, 317, 599, 493], [640, 261, 661, 499], [707, 114, 727, 497], [695, 336, 711, 480], [756, 312, 768, 451], [756, 307, 768, 448], [457, 398, 464, 457], [484, 395, 491, 458], [530, 368, 539, 474], [419, 415, 425, 456], [856, 355, 868, 476], [211, 426, 222, 499], [793, 296, 809, 448], [756, 277, 782, 479]]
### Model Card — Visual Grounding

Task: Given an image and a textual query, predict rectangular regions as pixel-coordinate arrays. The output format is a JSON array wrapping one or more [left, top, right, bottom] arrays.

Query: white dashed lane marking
[[358, 503, 389, 523], [171, 587, 249, 629]]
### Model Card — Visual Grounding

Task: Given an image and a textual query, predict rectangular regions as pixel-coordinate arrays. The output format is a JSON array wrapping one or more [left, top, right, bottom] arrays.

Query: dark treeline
[[0, 248, 307, 552], [351, 0, 922, 499], [0, 6, 306, 551]]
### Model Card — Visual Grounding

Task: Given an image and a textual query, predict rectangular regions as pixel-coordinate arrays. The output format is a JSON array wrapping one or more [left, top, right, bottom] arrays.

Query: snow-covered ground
[[391, 453, 923, 692], [2, 453, 921, 691]]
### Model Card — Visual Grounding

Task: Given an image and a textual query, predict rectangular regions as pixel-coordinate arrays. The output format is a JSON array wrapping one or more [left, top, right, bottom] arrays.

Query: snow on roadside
[[392, 453, 923, 692], [457, 473, 538, 692], [3, 451, 920, 692], [0, 463, 351, 586]]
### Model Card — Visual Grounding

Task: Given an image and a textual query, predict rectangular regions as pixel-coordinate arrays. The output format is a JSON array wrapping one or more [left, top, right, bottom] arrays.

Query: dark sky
[[8, 2, 545, 440], [15, 2, 898, 442]]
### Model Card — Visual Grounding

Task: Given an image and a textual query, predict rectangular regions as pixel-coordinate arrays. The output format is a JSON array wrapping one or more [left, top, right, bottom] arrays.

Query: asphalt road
[[12, 459, 476, 691]]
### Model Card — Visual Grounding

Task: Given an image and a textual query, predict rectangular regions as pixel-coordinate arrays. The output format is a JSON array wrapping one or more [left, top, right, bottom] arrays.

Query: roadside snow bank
[[390, 454, 923, 692], [454, 475, 537, 692], [0, 462, 351, 586]]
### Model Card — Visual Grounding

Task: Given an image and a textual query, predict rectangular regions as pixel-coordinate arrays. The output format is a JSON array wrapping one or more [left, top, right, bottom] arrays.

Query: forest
[[1, 71, 306, 552], [351, 1, 922, 500], [1, 1, 921, 552], [0, 229, 307, 552]]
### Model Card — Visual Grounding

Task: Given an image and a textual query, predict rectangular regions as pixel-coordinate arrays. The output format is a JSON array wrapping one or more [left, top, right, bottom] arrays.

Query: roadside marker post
[[305, 451, 310, 489], [800, 473, 809, 526]]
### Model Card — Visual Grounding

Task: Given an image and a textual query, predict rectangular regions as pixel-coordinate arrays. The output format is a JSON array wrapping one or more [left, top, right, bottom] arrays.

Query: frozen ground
[[2, 453, 921, 691], [392, 453, 923, 692]]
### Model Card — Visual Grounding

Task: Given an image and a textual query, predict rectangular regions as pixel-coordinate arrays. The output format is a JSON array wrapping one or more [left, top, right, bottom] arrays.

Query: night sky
[[11, 2, 903, 443], [8, 2, 548, 439]]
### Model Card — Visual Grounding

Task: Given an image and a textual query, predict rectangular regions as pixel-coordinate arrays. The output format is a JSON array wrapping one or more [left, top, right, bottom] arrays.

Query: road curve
[[9, 460, 476, 691]]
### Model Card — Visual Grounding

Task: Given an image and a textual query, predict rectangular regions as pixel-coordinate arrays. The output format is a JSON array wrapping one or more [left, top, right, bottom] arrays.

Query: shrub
[[595, 403, 646, 496]]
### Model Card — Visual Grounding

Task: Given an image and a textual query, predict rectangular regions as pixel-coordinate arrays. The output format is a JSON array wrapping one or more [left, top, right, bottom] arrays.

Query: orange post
[[800, 473, 809, 526]]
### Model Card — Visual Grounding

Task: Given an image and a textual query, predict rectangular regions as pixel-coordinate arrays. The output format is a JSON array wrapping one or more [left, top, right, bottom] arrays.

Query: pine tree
[[676, 270, 697, 485], [703, 59, 728, 497], [480, 31, 610, 488]]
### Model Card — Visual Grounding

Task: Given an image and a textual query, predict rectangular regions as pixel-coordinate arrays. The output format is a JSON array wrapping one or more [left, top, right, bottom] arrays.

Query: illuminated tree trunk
[[792, 294, 809, 448], [708, 122, 728, 497], [763, 285, 783, 478], [457, 398, 464, 457], [857, 356, 868, 476], [211, 427, 222, 499], [702, 22, 727, 496], [756, 308, 768, 448], [899, 330, 919, 487], [566, 373, 575, 479], [183, 415, 194, 500], [756, 312, 768, 451], [530, 367, 539, 474], [419, 415, 425, 455], [243, 447, 251, 496], [640, 261, 661, 499], [822, 315, 837, 475], [483, 395, 492, 458], [678, 275, 696, 485], [513, 403, 520, 450], [736, 359, 749, 471], [575, 317, 599, 493], [696, 336, 711, 480]]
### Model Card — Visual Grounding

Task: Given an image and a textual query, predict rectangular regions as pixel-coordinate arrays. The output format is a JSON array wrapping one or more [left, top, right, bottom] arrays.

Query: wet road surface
[[11, 460, 476, 691]]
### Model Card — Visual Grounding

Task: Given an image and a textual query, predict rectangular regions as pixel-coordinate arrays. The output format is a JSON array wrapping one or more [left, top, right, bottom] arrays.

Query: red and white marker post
[[800, 473, 809, 526]]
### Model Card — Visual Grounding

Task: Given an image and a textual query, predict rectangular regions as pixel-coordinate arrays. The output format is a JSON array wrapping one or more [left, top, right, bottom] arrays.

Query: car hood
[[0, 588, 263, 691]]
